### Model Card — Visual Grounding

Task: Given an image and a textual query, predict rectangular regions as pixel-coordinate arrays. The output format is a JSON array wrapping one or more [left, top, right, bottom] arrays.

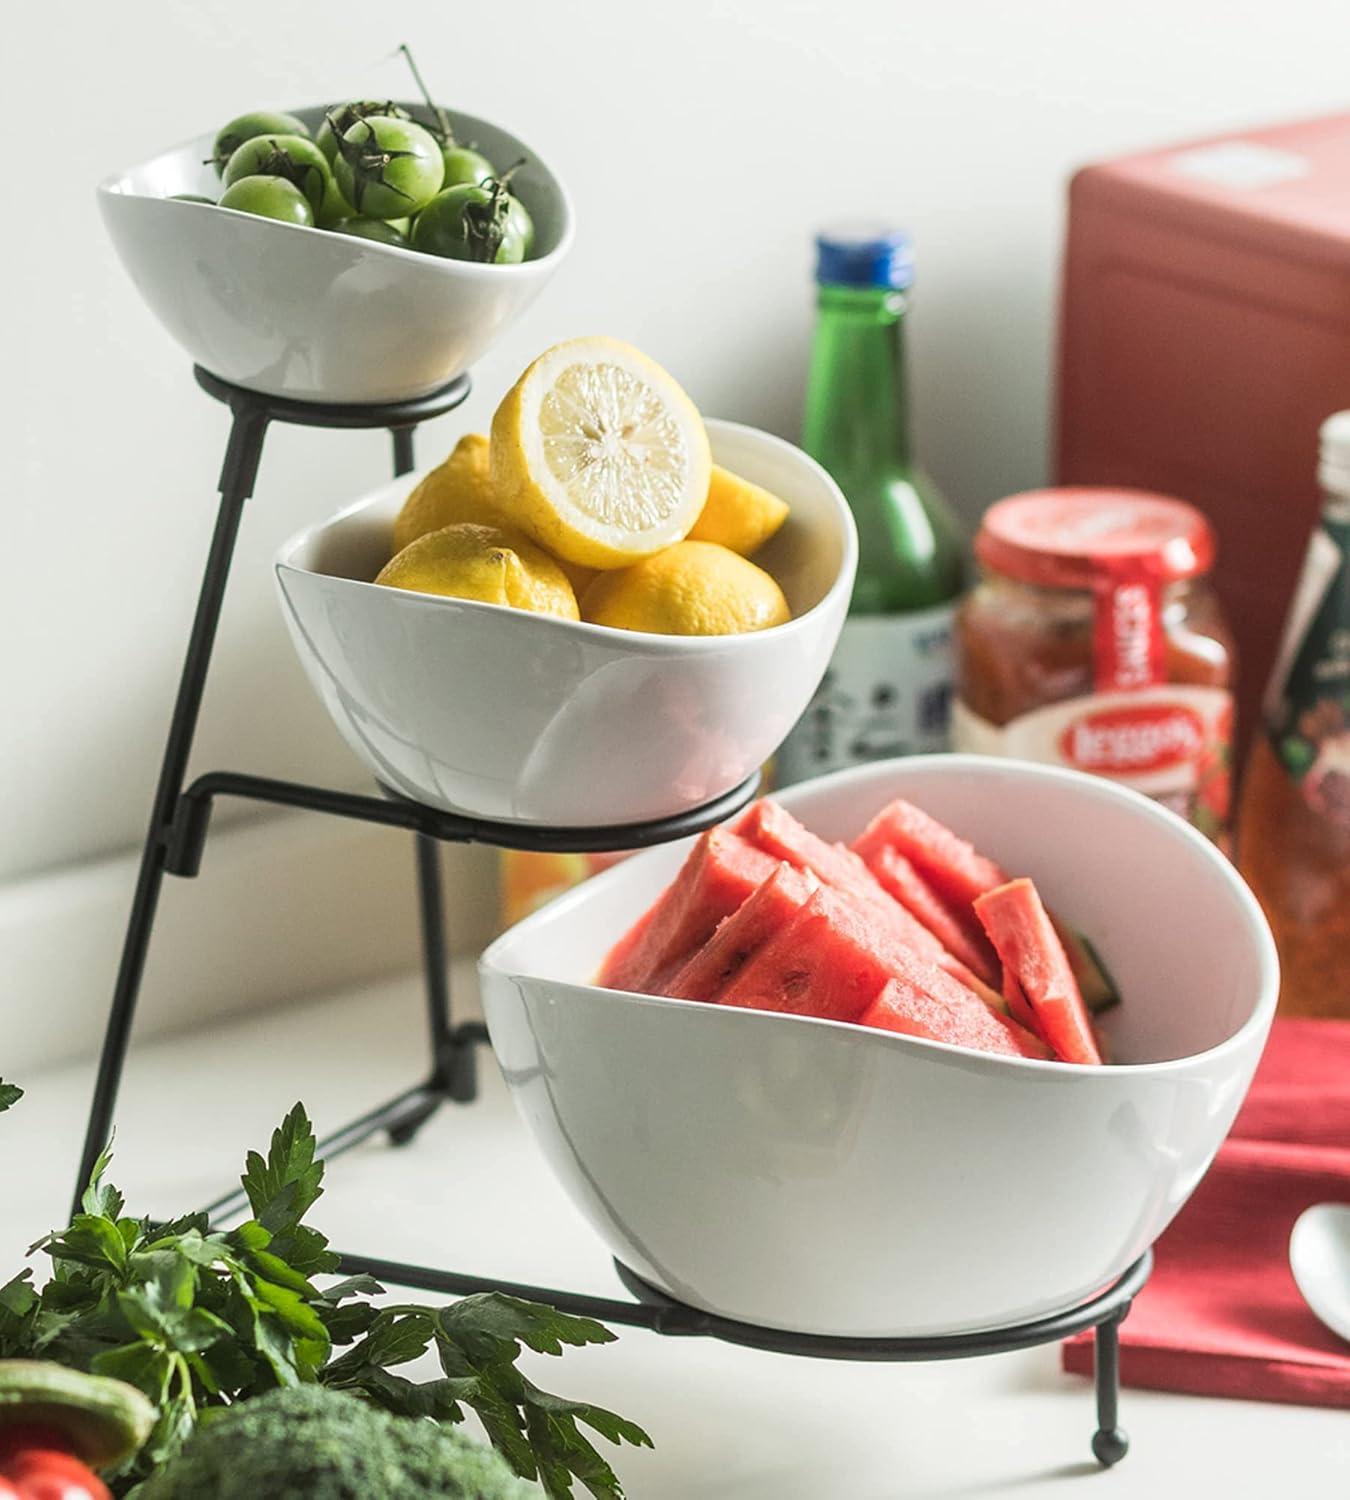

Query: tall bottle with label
[[1239, 412, 1350, 1016], [775, 227, 965, 784]]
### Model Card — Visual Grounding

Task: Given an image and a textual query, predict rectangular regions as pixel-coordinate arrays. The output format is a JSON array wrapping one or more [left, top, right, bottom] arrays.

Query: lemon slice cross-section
[[491, 337, 712, 569]]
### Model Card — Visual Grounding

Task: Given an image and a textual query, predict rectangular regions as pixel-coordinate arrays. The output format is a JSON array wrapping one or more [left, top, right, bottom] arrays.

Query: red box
[[1056, 114, 1350, 754]]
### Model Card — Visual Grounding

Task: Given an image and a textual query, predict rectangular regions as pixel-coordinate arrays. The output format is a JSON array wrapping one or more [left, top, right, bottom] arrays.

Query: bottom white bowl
[[478, 757, 1278, 1338]]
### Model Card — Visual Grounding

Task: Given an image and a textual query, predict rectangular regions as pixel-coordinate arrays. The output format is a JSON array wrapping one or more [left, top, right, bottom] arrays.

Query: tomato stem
[[397, 42, 453, 146]]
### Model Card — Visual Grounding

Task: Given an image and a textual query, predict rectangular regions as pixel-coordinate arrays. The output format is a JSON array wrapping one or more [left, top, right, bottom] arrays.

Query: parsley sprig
[[0, 1102, 650, 1497]]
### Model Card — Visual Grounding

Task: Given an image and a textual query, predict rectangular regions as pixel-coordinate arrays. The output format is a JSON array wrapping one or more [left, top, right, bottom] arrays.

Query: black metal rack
[[75, 366, 1148, 1474]]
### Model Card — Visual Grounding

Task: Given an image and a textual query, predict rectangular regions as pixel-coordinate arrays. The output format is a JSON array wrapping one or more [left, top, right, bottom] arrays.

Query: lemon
[[581, 540, 790, 636], [491, 336, 712, 570], [392, 434, 501, 554], [375, 522, 579, 619], [688, 464, 790, 555]]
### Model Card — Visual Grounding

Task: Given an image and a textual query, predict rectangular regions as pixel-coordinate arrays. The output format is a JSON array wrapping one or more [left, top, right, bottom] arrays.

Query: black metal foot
[[445, 1025, 483, 1103], [1091, 1305, 1130, 1466], [1092, 1426, 1129, 1467], [386, 1095, 443, 1146]]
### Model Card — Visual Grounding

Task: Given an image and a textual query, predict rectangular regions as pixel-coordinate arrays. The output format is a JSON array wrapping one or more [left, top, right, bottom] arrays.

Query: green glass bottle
[[776, 226, 966, 784]]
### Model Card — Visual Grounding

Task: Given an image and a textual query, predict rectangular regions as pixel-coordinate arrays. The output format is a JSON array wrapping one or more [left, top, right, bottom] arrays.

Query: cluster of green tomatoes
[[177, 102, 535, 263]]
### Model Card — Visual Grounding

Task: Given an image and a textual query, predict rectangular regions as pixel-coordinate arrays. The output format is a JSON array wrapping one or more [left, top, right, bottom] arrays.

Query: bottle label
[[1092, 572, 1166, 691], [775, 606, 954, 785], [1264, 513, 1350, 829], [953, 686, 1234, 841]]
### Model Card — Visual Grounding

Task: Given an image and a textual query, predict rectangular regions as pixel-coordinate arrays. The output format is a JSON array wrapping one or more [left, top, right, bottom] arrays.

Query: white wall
[[4, 0, 1349, 1055]]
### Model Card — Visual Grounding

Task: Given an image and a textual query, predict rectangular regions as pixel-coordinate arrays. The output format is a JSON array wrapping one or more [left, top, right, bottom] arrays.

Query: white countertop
[[4, 965, 1344, 1497]]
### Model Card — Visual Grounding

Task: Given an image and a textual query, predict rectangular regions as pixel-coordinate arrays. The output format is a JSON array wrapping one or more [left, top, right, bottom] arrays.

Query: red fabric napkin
[[1062, 1019, 1350, 1408]]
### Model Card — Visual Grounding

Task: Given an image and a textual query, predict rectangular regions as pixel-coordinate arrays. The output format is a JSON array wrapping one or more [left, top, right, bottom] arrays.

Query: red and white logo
[[1093, 578, 1166, 691], [1059, 703, 1206, 774]]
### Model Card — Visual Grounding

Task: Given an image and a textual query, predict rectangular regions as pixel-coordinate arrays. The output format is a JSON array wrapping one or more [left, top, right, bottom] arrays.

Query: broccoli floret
[[134, 1385, 538, 1499]]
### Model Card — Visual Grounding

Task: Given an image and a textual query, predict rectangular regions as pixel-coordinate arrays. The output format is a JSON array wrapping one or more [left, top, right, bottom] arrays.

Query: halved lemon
[[490, 336, 711, 569]]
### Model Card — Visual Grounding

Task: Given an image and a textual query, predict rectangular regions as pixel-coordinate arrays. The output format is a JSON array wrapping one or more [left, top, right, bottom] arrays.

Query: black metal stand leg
[[409, 835, 481, 1108], [75, 376, 474, 1208], [385, 421, 477, 1135], [72, 406, 270, 1209], [1091, 1309, 1130, 1467], [391, 425, 416, 476], [413, 833, 453, 1063], [385, 832, 471, 1140]]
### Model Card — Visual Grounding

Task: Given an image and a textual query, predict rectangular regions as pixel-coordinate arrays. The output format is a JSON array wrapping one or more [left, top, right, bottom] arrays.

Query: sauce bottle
[[1238, 413, 1350, 1015], [775, 226, 965, 784]]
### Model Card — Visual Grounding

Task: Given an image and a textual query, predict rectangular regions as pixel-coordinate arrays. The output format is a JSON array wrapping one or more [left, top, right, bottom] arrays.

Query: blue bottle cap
[[815, 224, 914, 289]]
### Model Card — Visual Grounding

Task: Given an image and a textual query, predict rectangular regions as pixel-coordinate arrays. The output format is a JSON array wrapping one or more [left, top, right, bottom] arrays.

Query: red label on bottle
[[1059, 702, 1207, 774], [1092, 571, 1166, 691]]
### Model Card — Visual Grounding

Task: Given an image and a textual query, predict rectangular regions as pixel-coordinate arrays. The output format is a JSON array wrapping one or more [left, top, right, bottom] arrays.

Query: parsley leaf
[[240, 1103, 324, 1233], [0, 1079, 21, 1114]]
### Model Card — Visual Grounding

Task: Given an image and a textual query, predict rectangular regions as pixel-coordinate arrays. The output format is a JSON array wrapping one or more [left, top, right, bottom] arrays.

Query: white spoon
[[1289, 1202, 1350, 1344]]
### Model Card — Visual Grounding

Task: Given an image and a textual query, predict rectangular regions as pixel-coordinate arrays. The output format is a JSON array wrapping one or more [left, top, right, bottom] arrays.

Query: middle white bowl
[[275, 419, 855, 827]]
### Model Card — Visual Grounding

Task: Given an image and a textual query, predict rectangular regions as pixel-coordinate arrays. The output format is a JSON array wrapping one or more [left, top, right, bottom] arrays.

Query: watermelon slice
[[734, 800, 944, 950], [860, 978, 1052, 1060], [597, 827, 777, 993], [734, 800, 997, 991], [718, 884, 1048, 1059], [663, 863, 817, 1002], [854, 798, 1009, 907], [856, 799, 1118, 1013], [716, 889, 879, 1022], [857, 842, 1000, 986], [1001, 966, 1046, 1047], [595, 905, 655, 994], [974, 878, 1102, 1065]]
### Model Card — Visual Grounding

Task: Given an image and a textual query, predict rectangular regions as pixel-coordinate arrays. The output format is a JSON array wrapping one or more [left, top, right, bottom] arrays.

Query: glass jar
[[954, 488, 1236, 844]]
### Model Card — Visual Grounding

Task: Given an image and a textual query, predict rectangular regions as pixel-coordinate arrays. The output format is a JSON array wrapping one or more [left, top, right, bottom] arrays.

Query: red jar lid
[[975, 488, 1216, 589]]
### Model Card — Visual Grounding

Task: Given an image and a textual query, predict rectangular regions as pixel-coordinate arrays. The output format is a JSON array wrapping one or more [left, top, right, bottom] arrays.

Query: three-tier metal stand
[[74, 365, 1148, 1472]]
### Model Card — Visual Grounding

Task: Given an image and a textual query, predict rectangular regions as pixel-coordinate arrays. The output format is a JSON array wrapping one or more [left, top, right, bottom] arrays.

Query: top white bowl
[[479, 756, 1279, 1337], [98, 104, 573, 404]]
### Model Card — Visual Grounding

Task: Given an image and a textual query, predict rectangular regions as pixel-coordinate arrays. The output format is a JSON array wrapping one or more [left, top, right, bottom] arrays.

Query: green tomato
[[315, 172, 355, 228], [410, 183, 521, 263], [223, 134, 333, 215], [409, 185, 480, 260], [217, 175, 315, 227], [333, 115, 444, 220], [440, 144, 495, 188], [501, 193, 534, 261], [315, 100, 408, 165], [330, 217, 408, 246], [211, 111, 310, 172]]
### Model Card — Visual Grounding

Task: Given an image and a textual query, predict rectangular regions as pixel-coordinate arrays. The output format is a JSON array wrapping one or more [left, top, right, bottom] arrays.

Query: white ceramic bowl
[[479, 756, 1279, 1337], [275, 420, 855, 826], [98, 104, 573, 404]]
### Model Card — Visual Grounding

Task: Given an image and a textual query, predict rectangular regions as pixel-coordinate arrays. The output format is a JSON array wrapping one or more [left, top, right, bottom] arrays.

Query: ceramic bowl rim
[[273, 417, 859, 656], [97, 102, 576, 280], [479, 753, 1281, 1078]]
